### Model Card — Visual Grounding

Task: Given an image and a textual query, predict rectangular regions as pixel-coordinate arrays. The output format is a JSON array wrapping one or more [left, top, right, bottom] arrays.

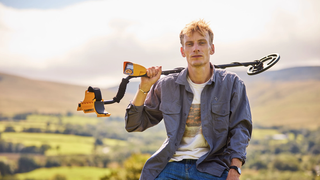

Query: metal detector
[[77, 53, 280, 117]]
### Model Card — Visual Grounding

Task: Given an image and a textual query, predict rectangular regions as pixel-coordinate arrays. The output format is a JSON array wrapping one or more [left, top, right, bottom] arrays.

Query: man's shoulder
[[153, 73, 181, 93], [215, 69, 244, 83], [159, 73, 180, 83]]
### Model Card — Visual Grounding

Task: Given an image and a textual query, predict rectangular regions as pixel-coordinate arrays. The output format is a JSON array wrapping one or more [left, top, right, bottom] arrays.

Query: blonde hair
[[180, 19, 214, 46]]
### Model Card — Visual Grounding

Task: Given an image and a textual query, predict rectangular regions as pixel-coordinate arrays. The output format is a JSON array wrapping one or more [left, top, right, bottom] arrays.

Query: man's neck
[[188, 64, 213, 84]]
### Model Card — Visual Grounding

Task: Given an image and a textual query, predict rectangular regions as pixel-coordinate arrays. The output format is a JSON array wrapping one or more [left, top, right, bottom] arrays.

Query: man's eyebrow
[[198, 39, 207, 42]]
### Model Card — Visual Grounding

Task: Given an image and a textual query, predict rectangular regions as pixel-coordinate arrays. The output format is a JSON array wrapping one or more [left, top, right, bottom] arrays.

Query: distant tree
[[51, 174, 67, 180], [66, 111, 73, 117], [46, 121, 51, 130], [274, 147, 282, 154], [308, 141, 315, 151], [45, 158, 61, 168], [4, 126, 16, 132], [100, 153, 150, 180], [311, 145, 320, 155], [0, 161, 13, 176], [249, 160, 268, 170], [124, 153, 150, 180], [100, 169, 123, 180], [23, 127, 42, 133], [289, 143, 300, 154], [272, 155, 300, 171], [0, 141, 16, 153], [0, 114, 8, 121], [40, 144, 51, 154], [56, 145, 60, 152], [13, 112, 32, 120], [16, 156, 39, 173], [62, 124, 94, 136], [20, 146, 39, 154], [95, 138, 103, 146]]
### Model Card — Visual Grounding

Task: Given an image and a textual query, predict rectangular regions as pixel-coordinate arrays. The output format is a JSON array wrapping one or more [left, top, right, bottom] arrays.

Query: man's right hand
[[140, 66, 162, 92], [132, 66, 162, 106]]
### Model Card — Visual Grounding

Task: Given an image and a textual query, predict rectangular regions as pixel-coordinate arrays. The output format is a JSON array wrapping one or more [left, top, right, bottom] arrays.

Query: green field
[[15, 166, 111, 180], [27, 114, 101, 125], [251, 129, 279, 140], [1, 132, 127, 156], [0, 115, 101, 132]]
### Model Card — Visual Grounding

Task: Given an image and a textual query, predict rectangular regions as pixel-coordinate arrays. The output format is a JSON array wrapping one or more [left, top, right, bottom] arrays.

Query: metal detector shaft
[[161, 61, 260, 75], [214, 61, 260, 69]]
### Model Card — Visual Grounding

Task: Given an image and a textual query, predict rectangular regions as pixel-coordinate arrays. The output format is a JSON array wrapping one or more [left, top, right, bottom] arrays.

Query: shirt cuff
[[126, 101, 144, 112]]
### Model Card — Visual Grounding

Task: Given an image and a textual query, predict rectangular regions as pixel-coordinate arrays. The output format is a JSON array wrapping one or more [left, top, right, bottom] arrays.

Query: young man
[[125, 19, 252, 180]]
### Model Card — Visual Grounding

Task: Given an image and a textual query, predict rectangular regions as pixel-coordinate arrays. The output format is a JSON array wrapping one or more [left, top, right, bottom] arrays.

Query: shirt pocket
[[211, 102, 230, 134], [159, 102, 181, 135]]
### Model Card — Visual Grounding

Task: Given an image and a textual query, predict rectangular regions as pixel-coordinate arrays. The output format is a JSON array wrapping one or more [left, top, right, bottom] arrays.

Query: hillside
[[241, 66, 320, 129], [236, 66, 320, 83], [1, 66, 320, 129], [246, 80, 320, 129], [0, 72, 133, 117]]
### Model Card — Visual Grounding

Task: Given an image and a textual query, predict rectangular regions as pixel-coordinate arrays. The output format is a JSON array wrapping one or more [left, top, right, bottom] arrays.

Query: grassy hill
[[247, 80, 320, 129], [0, 72, 133, 117], [240, 66, 320, 129], [1, 66, 320, 129]]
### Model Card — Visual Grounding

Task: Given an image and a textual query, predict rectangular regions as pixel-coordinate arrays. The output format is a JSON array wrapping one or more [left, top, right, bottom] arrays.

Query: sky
[[0, 0, 319, 88]]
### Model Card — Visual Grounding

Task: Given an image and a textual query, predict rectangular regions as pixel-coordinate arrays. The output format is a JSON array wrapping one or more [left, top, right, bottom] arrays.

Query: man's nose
[[193, 44, 200, 52]]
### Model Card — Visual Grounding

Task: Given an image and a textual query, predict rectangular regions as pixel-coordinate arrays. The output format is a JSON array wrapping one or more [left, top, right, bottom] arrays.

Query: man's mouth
[[192, 55, 203, 58]]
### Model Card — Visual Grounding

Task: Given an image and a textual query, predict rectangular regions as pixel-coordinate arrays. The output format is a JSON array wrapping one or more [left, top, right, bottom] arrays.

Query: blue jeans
[[155, 159, 228, 180]]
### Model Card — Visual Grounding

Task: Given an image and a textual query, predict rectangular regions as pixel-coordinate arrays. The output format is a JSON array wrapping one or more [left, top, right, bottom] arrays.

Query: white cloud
[[0, 0, 319, 87]]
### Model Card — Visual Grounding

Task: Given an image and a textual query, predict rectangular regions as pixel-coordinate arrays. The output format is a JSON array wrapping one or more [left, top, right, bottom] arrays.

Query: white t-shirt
[[171, 76, 210, 161]]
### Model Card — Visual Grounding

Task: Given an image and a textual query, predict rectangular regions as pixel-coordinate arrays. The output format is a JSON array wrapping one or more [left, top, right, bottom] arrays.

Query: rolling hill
[[1, 66, 320, 129], [0, 72, 133, 117]]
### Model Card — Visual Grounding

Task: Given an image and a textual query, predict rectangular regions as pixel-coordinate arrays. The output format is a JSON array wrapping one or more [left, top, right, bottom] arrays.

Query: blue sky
[[0, 0, 91, 9], [0, 0, 319, 87]]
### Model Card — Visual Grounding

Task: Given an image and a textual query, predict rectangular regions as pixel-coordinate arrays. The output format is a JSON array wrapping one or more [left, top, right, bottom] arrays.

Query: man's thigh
[[155, 161, 185, 179], [155, 160, 228, 180]]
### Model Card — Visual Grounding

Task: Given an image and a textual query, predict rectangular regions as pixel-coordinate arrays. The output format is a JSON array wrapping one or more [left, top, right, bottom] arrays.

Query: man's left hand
[[227, 158, 242, 180], [226, 169, 240, 180]]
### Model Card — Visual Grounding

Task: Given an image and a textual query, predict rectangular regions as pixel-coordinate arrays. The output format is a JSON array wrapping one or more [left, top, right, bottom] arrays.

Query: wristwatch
[[229, 166, 241, 175]]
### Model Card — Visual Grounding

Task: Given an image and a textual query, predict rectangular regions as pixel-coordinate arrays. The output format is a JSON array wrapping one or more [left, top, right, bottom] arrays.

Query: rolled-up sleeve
[[125, 80, 164, 132], [227, 77, 252, 164]]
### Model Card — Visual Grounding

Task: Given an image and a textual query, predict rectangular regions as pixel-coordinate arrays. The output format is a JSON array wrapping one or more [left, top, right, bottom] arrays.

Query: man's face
[[181, 31, 214, 68]]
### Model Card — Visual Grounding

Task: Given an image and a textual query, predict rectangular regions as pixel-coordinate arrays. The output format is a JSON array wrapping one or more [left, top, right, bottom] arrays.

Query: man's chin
[[190, 61, 206, 67]]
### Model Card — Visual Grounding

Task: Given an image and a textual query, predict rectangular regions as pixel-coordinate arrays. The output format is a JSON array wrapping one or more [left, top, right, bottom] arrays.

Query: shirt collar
[[176, 63, 216, 86]]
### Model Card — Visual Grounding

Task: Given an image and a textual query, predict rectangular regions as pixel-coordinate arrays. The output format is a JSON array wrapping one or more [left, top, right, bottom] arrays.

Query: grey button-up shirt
[[125, 65, 252, 180]]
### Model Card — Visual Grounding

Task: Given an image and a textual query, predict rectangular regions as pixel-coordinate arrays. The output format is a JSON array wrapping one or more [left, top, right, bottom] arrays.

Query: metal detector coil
[[247, 53, 280, 75], [77, 53, 280, 117]]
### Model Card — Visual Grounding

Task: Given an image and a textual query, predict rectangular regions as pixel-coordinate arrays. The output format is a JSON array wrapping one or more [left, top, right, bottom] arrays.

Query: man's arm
[[132, 66, 162, 106], [226, 77, 252, 180], [125, 66, 162, 132], [228, 77, 252, 161]]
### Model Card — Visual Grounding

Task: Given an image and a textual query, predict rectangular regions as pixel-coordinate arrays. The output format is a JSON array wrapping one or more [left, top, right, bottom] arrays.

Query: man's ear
[[210, 44, 215, 55], [180, 47, 186, 57]]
